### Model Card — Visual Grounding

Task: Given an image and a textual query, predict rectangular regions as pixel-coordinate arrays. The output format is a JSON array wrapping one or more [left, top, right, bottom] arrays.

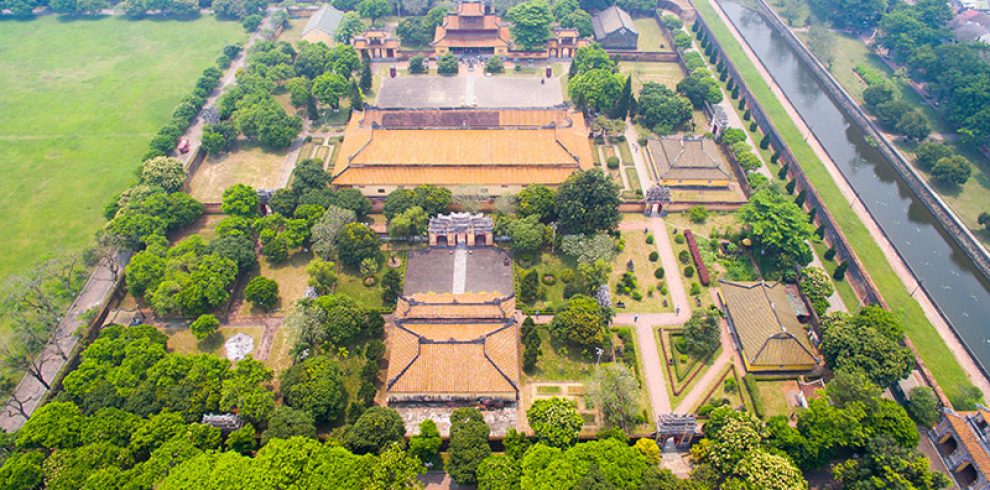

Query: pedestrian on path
[[634, 315, 639, 322]]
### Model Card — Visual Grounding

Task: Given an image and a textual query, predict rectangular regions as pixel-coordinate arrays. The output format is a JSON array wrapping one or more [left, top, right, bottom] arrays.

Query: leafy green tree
[[549, 294, 607, 347], [337, 222, 382, 268], [570, 43, 615, 76], [735, 449, 807, 490], [16, 401, 83, 449], [244, 276, 279, 311], [141, 156, 186, 193], [683, 307, 721, 355], [125, 251, 166, 298], [636, 82, 693, 134], [587, 363, 640, 430], [896, 111, 930, 141], [312, 72, 349, 109], [408, 55, 427, 73], [739, 188, 814, 272], [337, 11, 366, 42], [388, 205, 429, 240], [568, 68, 624, 113], [527, 397, 583, 448], [833, 435, 951, 489], [914, 141, 954, 171], [225, 423, 256, 455], [280, 355, 347, 424], [560, 8, 593, 37], [825, 367, 881, 409], [477, 454, 522, 490], [222, 184, 260, 217], [190, 314, 220, 340], [409, 419, 442, 468], [437, 53, 459, 74], [516, 185, 556, 223], [261, 406, 317, 445], [799, 266, 834, 315], [906, 386, 941, 428], [931, 154, 972, 186], [821, 315, 913, 387], [221, 358, 276, 428], [447, 408, 492, 485], [306, 258, 338, 295], [311, 205, 357, 261], [506, 215, 546, 255], [507, 0, 554, 50], [807, 0, 888, 30], [357, 0, 389, 24], [484, 55, 505, 74], [381, 267, 403, 305], [366, 443, 424, 490], [555, 168, 620, 235], [0, 450, 45, 490], [345, 407, 406, 454]]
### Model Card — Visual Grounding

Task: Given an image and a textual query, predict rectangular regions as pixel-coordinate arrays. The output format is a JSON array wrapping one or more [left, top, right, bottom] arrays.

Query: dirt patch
[[187, 142, 289, 202]]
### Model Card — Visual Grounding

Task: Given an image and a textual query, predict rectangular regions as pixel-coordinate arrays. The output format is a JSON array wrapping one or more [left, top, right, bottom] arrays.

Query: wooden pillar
[[485, 232, 493, 246], [467, 233, 476, 246], [447, 232, 456, 246], [429, 232, 437, 246]]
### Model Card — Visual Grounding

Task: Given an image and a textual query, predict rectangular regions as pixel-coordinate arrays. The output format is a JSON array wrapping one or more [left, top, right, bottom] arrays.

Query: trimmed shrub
[[607, 156, 620, 169], [833, 261, 848, 281], [824, 247, 836, 261], [684, 266, 695, 278], [541, 273, 557, 286], [674, 233, 685, 245], [560, 269, 575, 283], [678, 250, 690, 264], [646, 234, 654, 244], [654, 267, 665, 279], [683, 230, 710, 286], [749, 121, 757, 132], [649, 251, 659, 262]]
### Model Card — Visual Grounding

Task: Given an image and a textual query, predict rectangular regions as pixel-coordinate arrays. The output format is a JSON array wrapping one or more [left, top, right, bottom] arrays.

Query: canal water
[[718, 0, 990, 371]]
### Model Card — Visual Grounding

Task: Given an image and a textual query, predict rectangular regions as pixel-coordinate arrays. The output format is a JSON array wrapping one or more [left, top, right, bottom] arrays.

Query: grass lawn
[[166, 325, 265, 358], [694, 0, 977, 403], [188, 142, 289, 202], [756, 378, 798, 418], [633, 17, 671, 52], [525, 328, 598, 381], [0, 16, 243, 282], [663, 212, 743, 308], [611, 227, 671, 313], [812, 241, 862, 310], [237, 252, 313, 317], [266, 325, 295, 376], [278, 17, 310, 46], [655, 327, 720, 407], [619, 61, 685, 92], [515, 252, 572, 313], [335, 251, 407, 311], [694, 365, 747, 413]]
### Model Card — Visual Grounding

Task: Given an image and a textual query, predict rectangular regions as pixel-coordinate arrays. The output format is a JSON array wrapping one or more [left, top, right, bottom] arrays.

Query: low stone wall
[[606, 50, 679, 62], [752, 0, 990, 289]]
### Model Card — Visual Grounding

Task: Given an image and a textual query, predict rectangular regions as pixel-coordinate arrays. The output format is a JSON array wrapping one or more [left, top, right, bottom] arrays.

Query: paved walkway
[[1, 255, 127, 431], [706, 0, 990, 398]]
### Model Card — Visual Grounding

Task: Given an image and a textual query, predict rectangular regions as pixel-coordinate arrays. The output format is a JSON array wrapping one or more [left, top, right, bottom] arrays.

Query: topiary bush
[[824, 248, 836, 261], [674, 233, 685, 245], [560, 269, 575, 283], [607, 156, 620, 169], [646, 234, 654, 244], [684, 266, 695, 278], [654, 267, 665, 279], [678, 250, 690, 264], [649, 251, 659, 262], [541, 273, 557, 286]]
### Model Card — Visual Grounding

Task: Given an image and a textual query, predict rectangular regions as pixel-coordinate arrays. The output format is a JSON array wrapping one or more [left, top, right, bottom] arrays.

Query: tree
[[381, 268, 403, 305], [244, 276, 279, 311], [0, 451, 44, 490], [231, 93, 302, 150], [807, 0, 888, 30], [735, 449, 807, 490], [560, 8, 593, 37], [409, 419, 442, 468], [875, 99, 913, 127], [739, 188, 814, 272], [568, 68, 624, 113], [906, 386, 940, 428], [507, 0, 553, 51], [366, 443, 424, 490], [477, 454, 522, 490], [833, 435, 951, 489], [312, 72, 349, 109], [931, 155, 972, 186], [225, 423, 256, 455], [896, 111, 930, 141], [306, 258, 337, 295], [980, 212, 990, 231], [388, 205, 429, 240], [821, 315, 913, 387], [336, 11, 366, 43], [570, 43, 615, 76], [587, 364, 640, 430], [280, 355, 347, 424], [16, 401, 83, 449], [437, 53, 459, 74], [506, 215, 546, 255], [527, 397, 583, 448], [516, 185, 556, 223], [311, 205, 356, 260], [337, 222, 382, 268], [636, 82, 692, 134], [806, 25, 836, 69], [484, 55, 505, 74], [549, 294, 607, 347], [863, 84, 895, 109], [262, 406, 317, 444], [141, 157, 185, 193], [448, 408, 492, 485], [914, 141, 954, 171], [799, 266, 834, 315], [408, 55, 427, 74], [358, 0, 389, 24], [190, 314, 220, 340], [221, 184, 259, 217], [555, 168, 620, 235], [683, 307, 721, 355]]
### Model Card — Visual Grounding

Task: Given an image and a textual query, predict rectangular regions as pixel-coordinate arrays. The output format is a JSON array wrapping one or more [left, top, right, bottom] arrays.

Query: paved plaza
[[375, 76, 564, 109], [403, 246, 514, 296]]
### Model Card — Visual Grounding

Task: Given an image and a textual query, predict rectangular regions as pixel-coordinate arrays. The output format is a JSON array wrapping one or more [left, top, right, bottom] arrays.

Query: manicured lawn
[[611, 227, 671, 313], [188, 142, 289, 202], [0, 16, 243, 281], [525, 328, 598, 381], [236, 252, 313, 317], [619, 61, 685, 92], [633, 17, 671, 52], [694, 365, 746, 413], [694, 0, 976, 403], [335, 251, 406, 311], [515, 252, 572, 313], [756, 378, 798, 418]]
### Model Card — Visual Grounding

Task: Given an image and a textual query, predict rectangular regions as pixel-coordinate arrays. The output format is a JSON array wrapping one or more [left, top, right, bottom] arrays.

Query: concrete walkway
[[705, 0, 990, 399], [0, 255, 127, 431]]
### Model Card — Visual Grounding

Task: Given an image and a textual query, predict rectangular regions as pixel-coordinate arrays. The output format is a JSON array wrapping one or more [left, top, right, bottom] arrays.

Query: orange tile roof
[[946, 411, 990, 476], [386, 321, 519, 399], [396, 293, 515, 320], [332, 109, 594, 188]]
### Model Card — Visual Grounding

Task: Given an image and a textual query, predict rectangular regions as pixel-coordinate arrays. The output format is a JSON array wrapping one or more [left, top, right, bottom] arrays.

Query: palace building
[[331, 107, 594, 196], [431, 0, 587, 57]]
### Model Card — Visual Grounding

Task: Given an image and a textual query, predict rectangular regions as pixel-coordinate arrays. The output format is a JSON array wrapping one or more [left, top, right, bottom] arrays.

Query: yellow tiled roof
[[719, 280, 819, 368], [396, 293, 515, 320], [332, 109, 593, 187], [946, 411, 990, 476]]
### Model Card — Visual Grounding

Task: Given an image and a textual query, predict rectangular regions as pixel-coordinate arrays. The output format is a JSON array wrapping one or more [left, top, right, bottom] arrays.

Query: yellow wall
[[661, 178, 731, 188], [742, 356, 816, 373]]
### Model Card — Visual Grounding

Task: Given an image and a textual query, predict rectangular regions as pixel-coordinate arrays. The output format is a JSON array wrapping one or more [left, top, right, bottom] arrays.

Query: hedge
[[683, 230, 710, 286], [743, 374, 764, 418]]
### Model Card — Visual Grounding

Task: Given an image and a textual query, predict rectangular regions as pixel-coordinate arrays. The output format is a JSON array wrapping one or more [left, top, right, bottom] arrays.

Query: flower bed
[[684, 229, 710, 286]]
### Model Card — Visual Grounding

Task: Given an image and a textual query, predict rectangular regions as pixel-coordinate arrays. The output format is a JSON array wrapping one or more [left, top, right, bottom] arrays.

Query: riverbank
[[691, 0, 987, 405]]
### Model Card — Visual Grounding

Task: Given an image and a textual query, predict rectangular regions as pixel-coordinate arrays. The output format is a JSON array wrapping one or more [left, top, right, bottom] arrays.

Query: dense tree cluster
[[507, 0, 554, 51], [636, 82, 693, 135], [820, 307, 914, 387], [738, 187, 814, 275]]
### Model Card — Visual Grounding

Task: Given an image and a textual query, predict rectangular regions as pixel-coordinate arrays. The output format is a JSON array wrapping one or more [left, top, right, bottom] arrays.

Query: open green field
[[0, 16, 243, 281], [633, 17, 671, 52], [693, 0, 977, 404]]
